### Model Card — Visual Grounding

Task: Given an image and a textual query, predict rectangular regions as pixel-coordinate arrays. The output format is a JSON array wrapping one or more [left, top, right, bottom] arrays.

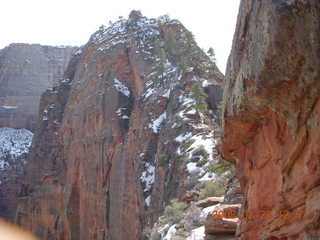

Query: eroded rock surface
[[15, 12, 223, 240], [222, 0, 320, 239], [0, 44, 77, 131]]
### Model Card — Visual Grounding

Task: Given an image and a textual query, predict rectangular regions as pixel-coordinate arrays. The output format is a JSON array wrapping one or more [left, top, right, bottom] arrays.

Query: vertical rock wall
[[222, 1, 320, 239], [0, 44, 77, 131]]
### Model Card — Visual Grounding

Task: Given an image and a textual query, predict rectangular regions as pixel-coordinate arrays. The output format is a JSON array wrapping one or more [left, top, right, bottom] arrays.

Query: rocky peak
[[129, 10, 143, 20], [15, 12, 224, 240]]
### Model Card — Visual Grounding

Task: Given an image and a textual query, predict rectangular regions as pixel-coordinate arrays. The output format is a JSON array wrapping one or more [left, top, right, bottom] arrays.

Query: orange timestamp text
[[210, 209, 306, 220]]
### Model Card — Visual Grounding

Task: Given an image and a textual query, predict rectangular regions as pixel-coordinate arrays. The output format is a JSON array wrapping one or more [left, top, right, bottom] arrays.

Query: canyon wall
[[15, 11, 223, 240], [0, 43, 77, 131], [222, 0, 320, 239], [0, 44, 76, 221]]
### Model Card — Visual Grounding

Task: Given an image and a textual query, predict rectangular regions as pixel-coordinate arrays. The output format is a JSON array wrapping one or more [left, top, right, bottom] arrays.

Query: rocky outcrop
[[15, 12, 223, 240], [222, 1, 320, 239], [196, 197, 224, 208], [0, 44, 77, 131], [0, 128, 33, 220]]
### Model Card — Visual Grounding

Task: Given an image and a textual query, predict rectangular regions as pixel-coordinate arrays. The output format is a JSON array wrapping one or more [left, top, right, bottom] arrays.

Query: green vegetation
[[163, 199, 187, 225], [215, 104, 223, 127], [192, 145, 209, 159], [191, 82, 208, 113], [207, 47, 216, 63], [207, 156, 234, 178], [159, 154, 167, 167], [200, 181, 226, 199], [196, 158, 207, 168], [180, 139, 196, 152], [152, 38, 168, 85], [151, 28, 208, 78]]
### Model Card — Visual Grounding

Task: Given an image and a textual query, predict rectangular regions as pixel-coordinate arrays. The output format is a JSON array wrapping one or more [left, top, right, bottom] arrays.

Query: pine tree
[[153, 39, 168, 86], [191, 82, 208, 113], [164, 29, 177, 58], [207, 47, 216, 63]]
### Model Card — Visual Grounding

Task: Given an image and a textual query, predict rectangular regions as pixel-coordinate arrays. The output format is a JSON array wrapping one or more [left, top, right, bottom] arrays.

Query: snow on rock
[[114, 78, 130, 97], [149, 112, 167, 133], [198, 172, 216, 182], [186, 226, 205, 240], [163, 224, 177, 240], [116, 108, 130, 120], [141, 87, 156, 99], [0, 128, 33, 169], [175, 132, 192, 143], [1, 106, 18, 110], [161, 89, 171, 98], [188, 132, 215, 161], [145, 195, 151, 206], [140, 162, 155, 192], [200, 204, 220, 219], [186, 162, 204, 174]]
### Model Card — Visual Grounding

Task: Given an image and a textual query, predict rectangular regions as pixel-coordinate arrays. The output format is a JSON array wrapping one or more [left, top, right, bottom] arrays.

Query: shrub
[[183, 204, 203, 231], [159, 155, 167, 167], [199, 181, 226, 199], [163, 199, 187, 225], [196, 158, 207, 168], [207, 156, 234, 177], [180, 139, 196, 152], [192, 145, 209, 159]]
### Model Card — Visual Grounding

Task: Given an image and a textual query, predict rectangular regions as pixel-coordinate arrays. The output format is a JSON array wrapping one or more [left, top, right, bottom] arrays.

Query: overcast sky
[[0, 0, 240, 73]]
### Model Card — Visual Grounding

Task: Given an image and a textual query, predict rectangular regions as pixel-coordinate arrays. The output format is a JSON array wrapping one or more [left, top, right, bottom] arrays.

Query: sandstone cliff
[[0, 44, 77, 131], [15, 11, 223, 240], [222, 1, 320, 239]]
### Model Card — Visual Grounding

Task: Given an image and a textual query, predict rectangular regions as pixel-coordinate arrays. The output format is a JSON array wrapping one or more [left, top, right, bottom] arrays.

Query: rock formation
[[0, 44, 77, 223], [222, 0, 320, 239], [0, 128, 33, 220], [0, 43, 77, 132], [15, 12, 223, 240]]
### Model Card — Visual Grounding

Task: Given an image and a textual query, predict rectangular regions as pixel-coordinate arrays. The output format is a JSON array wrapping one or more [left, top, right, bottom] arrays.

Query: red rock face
[[15, 13, 223, 240], [222, 1, 320, 239], [0, 44, 77, 132]]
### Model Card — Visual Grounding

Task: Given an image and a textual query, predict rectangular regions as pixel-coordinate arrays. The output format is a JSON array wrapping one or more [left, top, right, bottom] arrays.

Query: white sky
[[0, 0, 240, 73]]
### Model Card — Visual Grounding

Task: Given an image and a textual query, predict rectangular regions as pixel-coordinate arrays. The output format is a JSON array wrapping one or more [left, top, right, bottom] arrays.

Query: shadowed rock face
[[222, 1, 320, 239], [0, 44, 77, 131], [15, 12, 223, 240]]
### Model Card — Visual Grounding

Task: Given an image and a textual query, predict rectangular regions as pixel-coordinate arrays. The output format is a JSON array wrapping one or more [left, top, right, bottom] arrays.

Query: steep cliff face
[[15, 11, 223, 240], [0, 44, 77, 131], [222, 1, 320, 239]]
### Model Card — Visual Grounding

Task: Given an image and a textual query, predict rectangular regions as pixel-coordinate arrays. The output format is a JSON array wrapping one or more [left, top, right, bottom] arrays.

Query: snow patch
[[200, 204, 220, 219], [186, 226, 205, 240], [0, 128, 33, 170], [149, 112, 167, 133], [163, 224, 177, 240], [161, 89, 171, 98], [174, 132, 192, 143], [140, 162, 155, 192], [145, 195, 151, 206], [142, 88, 156, 99], [114, 78, 130, 97], [1, 106, 18, 110]]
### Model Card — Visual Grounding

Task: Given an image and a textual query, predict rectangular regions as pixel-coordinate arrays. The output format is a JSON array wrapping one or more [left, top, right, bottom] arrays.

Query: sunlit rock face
[[222, 1, 320, 239], [0, 43, 77, 132], [15, 11, 223, 240]]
